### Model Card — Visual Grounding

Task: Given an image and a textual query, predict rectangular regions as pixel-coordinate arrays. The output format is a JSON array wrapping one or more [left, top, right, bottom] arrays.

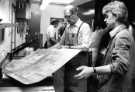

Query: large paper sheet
[[3, 48, 81, 85]]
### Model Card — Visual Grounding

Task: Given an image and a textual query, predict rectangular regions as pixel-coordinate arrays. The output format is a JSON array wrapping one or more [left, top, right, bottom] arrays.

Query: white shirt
[[46, 25, 56, 40], [60, 19, 92, 48]]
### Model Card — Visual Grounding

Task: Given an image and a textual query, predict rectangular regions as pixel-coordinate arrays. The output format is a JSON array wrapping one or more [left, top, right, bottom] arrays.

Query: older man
[[53, 5, 92, 92]]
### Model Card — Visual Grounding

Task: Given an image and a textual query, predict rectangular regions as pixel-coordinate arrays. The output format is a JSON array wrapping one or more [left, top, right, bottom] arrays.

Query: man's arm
[[75, 30, 131, 79], [50, 30, 66, 49]]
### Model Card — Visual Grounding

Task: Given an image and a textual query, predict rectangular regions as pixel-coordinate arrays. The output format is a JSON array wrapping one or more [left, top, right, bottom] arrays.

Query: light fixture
[[51, 0, 74, 4], [40, 0, 53, 10], [40, 0, 74, 10], [82, 9, 95, 15]]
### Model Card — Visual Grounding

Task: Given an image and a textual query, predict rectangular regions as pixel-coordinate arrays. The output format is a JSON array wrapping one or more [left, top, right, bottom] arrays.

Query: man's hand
[[74, 66, 94, 79]]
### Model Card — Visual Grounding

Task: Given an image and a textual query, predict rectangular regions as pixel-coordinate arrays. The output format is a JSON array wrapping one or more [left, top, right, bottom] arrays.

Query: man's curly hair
[[102, 1, 128, 23]]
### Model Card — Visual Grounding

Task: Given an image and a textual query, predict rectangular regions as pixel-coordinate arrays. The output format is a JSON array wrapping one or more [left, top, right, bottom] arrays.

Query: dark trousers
[[53, 52, 93, 92]]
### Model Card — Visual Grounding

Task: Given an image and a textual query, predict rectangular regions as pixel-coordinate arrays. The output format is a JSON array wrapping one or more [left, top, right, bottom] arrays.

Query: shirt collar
[[74, 18, 82, 28], [109, 24, 126, 38], [67, 18, 82, 28]]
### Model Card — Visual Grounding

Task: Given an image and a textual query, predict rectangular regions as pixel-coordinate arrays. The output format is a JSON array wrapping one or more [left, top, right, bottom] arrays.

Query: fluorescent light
[[51, 0, 74, 4], [40, 0, 53, 10], [83, 9, 95, 15], [40, 0, 74, 10]]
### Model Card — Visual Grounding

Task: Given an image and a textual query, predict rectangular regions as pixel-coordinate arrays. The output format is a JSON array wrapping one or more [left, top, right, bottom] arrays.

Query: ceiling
[[30, 0, 94, 12], [30, 0, 93, 6], [71, 0, 93, 6]]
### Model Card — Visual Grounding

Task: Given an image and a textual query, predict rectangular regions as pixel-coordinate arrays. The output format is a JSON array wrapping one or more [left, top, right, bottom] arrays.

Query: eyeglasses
[[64, 15, 71, 19], [65, 14, 75, 19]]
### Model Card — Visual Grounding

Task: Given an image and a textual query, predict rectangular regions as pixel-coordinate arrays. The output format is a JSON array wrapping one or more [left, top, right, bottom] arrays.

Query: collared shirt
[[46, 25, 56, 40], [60, 19, 92, 48], [74, 18, 83, 28], [109, 25, 126, 38], [98, 24, 135, 92]]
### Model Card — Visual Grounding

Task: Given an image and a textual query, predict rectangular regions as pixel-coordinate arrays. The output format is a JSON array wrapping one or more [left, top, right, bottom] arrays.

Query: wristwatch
[[93, 67, 96, 73]]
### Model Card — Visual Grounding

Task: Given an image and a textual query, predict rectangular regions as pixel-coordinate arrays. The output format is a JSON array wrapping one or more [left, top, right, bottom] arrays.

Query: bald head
[[64, 5, 79, 25], [64, 5, 78, 16]]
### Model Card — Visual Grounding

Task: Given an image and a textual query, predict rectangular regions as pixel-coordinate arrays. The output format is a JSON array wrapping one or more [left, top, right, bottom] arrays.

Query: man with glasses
[[53, 5, 92, 92]]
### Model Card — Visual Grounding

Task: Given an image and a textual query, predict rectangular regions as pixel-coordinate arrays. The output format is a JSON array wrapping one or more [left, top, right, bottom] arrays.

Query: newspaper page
[[3, 48, 81, 84]]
